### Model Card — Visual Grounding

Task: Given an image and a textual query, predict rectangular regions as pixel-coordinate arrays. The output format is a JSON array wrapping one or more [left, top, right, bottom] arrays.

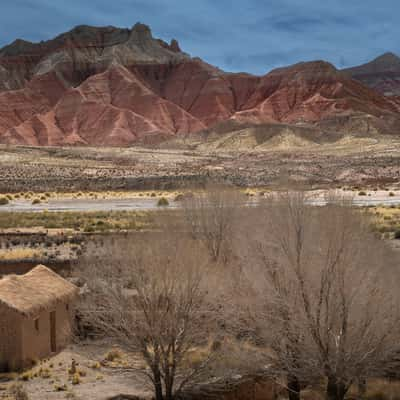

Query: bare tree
[[182, 185, 244, 265], [75, 235, 221, 400], [239, 192, 400, 400]]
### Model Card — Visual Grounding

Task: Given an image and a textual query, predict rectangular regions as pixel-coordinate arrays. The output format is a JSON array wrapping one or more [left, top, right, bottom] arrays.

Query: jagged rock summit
[[0, 23, 189, 90], [0, 24, 400, 146]]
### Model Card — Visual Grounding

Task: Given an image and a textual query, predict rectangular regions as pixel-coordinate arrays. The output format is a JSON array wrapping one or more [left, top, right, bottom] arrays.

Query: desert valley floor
[[1, 133, 400, 193]]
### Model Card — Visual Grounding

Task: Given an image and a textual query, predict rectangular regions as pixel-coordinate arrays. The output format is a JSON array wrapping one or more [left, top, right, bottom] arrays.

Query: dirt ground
[[0, 134, 400, 192], [0, 342, 151, 400], [2, 341, 400, 400]]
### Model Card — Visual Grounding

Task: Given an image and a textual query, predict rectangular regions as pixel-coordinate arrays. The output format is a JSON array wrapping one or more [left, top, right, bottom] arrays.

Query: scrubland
[[0, 165, 400, 400], [1, 136, 400, 192], [4, 189, 400, 400]]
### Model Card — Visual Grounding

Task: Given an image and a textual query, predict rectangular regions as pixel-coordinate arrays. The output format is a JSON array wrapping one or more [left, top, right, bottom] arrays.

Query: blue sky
[[1, 0, 399, 75]]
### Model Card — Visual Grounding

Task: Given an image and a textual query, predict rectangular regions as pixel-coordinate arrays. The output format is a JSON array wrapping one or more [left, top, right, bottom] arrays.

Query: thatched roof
[[0, 265, 78, 316]]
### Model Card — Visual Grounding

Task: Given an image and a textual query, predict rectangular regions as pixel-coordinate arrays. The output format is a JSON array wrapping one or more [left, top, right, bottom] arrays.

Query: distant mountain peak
[[375, 51, 400, 61], [129, 22, 154, 45], [0, 38, 36, 57], [343, 52, 400, 96], [169, 39, 181, 53], [0, 22, 180, 59], [269, 60, 339, 79], [132, 22, 152, 33], [369, 52, 400, 69], [344, 52, 400, 74]]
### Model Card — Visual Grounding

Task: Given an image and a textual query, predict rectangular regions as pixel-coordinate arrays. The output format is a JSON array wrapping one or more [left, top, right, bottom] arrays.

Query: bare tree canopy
[[181, 185, 245, 265], [239, 192, 400, 400], [73, 189, 400, 400], [76, 235, 222, 400]]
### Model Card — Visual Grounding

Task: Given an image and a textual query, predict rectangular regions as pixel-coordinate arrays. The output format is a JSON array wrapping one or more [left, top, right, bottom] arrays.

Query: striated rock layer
[[0, 24, 400, 146]]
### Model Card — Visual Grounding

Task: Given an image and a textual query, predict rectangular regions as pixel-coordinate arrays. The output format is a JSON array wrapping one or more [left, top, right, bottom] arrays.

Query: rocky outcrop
[[1, 24, 400, 146], [3, 66, 205, 146], [0, 23, 189, 89], [134, 60, 260, 127], [231, 61, 400, 131], [343, 52, 400, 96]]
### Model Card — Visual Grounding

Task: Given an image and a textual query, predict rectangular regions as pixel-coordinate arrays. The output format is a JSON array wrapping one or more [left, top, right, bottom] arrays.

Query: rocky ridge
[[0, 24, 400, 146]]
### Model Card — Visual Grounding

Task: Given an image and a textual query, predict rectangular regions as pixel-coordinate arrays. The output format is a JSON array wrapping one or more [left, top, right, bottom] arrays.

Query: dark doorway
[[50, 311, 56, 352]]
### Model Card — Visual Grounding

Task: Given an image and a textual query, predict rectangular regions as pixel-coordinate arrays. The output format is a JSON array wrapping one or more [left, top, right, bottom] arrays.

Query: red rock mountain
[[0, 24, 400, 146]]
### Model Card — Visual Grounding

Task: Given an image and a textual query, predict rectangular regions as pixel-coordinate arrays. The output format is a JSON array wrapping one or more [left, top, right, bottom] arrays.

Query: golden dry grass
[[0, 210, 153, 232], [0, 248, 42, 260], [369, 205, 400, 236], [298, 378, 400, 400], [348, 378, 400, 400]]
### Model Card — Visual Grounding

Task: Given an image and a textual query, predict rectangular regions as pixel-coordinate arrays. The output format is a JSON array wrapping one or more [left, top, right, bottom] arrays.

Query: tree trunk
[[153, 367, 164, 400], [165, 373, 174, 400], [326, 376, 346, 400], [165, 383, 173, 400], [357, 378, 367, 399], [287, 374, 301, 400]]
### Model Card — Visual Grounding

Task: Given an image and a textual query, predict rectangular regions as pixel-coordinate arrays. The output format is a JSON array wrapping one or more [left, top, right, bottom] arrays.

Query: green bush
[[389, 192, 395, 197], [32, 198, 41, 205], [157, 197, 169, 207], [358, 191, 367, 196], [0, 197, 9, 205]]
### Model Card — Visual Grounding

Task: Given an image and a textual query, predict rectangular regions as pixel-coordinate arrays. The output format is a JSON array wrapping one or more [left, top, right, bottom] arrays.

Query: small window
[[66, 303, 69, 311], [34, 318, 39, 331]]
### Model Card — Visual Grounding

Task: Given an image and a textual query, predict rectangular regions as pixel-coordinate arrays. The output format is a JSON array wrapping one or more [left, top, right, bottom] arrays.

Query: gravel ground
[[5, 342, 151, 400]]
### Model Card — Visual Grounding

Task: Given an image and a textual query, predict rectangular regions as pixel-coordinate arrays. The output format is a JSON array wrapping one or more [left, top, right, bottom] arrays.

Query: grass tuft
[[0, 197, 9, 205], [157, 197, 169, 207]]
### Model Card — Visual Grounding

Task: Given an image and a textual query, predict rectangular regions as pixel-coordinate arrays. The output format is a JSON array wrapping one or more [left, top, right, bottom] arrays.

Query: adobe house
[[0, 265, 78, 371]]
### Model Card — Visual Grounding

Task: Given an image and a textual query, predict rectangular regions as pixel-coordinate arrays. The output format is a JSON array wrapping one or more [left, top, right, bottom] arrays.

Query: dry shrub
[[90, 361, 101, 369], [0, 196, 9, 205], [71, 373, 81, 385], [8, 382, 29, 400], [104, 348, 122, 362], [19, 372, 32, 381], [157, 197, 169, 207], [54, 383, 68, 392]]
